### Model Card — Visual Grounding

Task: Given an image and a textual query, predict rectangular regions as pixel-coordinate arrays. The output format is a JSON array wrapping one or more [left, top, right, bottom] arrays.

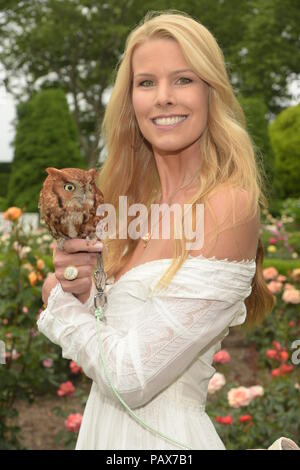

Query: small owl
[[38, 167, 104, 246]]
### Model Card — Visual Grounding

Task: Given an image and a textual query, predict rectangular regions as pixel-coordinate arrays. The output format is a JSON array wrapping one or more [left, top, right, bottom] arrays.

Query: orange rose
[[3, 207, 23, 221], [28, 271, 38, 286], [36, 259, 45, 270]]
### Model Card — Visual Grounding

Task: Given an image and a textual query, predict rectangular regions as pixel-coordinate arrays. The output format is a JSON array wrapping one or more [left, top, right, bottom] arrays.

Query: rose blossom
[[279, 351, 289, 362], [213, 349, 231, 364], [263, 267, 278, 280], [239, 414, 253, 423], [282, 289, 300, 304], [207, 373, 226, 394], [65, 413, 82, 432], [266, 349, 278, 360], [57, 381, 75, 397], [248, 385, 264, 399], [216, 415, 233, 425], [3, 207, 23, 221], [284, 283, 295, 290], [43, 358, 53, 368], [227, 387, 253, 408], [70, 360, 82, 374], [267, 281, 283, 294], [277, 275, 287, 282], [272, 340, 282, 351]]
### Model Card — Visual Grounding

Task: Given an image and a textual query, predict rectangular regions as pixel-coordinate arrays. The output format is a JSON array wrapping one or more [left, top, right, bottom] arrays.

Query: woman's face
[[131, 38, 209, 155]]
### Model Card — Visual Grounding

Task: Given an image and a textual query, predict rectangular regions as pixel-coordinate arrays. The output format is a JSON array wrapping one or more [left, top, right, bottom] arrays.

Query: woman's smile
[[151, 115, 189, 130]]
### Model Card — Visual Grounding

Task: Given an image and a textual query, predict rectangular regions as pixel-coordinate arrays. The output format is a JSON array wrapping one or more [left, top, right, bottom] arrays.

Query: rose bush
[[0, 212, 90, 449]]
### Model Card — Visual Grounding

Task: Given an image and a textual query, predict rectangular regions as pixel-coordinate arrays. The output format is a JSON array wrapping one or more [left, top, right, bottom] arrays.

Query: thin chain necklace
[[141, 172, 199, 248]]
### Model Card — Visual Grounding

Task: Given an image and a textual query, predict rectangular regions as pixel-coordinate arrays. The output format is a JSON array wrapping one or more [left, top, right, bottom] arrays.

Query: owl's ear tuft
[[87, 168, 97, 179], [45, 167, 63, 177]]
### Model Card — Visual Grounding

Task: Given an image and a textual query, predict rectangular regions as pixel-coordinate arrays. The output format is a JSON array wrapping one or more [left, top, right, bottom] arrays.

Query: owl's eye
[[64, 183, 76, 192]]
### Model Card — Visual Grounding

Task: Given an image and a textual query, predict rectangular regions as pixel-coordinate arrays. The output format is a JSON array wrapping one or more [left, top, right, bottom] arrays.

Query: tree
[[7, 88, 86, 212], [238, 95, 275, 196], [269, 103, 300, 199], [235, 0, 300, 115], [0, 0, 132, 167]]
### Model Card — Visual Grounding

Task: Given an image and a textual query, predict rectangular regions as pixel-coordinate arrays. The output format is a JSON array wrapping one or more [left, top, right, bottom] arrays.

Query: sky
[[0, 78, 299, 163]]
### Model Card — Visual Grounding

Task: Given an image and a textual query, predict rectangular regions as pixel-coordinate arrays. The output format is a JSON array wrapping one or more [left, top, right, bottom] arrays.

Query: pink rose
[[279, 351, 289, 362], [266, 349, 278, 360], [284, 283, 295, 290], [248, 385, 264, 399], [70, 360, 82, 374], [282, 289, 300, 304], [272, 340, 282, 351], [43, 358, 53, 368], [213, 349, 231, 364], [263, 267, 278, 280], [277, 275, 287, 282], [269, 238, 277, 245], [22, 306, 28, 314], [267, 281, 283, 294], [65, 413, 82, 432], [272, 368, 281, 377], [227, 387, 253, 408], [57, 381, 75, 397], [208, 373, 226, 394]]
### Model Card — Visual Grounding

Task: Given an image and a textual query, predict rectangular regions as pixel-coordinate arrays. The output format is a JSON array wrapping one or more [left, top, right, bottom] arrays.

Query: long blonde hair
[[97, 10, 274, 328]]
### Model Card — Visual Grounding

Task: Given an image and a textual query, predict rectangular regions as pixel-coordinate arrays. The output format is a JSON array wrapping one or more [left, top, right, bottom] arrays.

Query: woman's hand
[[43, 238, 103, 306]]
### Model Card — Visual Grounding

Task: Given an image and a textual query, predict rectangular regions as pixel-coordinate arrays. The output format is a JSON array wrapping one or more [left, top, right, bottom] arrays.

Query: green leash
[[93, 253, 192, 450]]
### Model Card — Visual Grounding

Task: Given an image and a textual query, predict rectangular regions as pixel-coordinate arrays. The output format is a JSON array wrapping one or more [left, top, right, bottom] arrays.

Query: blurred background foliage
[[0, 0, 299, 210]]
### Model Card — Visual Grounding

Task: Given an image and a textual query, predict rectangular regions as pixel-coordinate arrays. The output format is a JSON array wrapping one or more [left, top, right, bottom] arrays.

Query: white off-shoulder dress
[[36, 254, 256, 450]]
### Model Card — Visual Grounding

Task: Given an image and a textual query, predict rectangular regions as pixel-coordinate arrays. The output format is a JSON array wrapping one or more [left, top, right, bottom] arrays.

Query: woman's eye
[[138, 80, 153, 87], [177, 77, 192, 84], [64, 183, 75, 192], [138, 77, 192, 87]]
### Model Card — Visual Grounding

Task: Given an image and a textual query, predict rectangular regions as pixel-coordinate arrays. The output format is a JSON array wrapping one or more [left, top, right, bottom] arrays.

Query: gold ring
[[64, 266, 79, 281]]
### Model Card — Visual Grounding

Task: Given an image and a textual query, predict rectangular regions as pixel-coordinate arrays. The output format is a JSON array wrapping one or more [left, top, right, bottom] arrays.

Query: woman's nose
[[155, 83, 175, 106]]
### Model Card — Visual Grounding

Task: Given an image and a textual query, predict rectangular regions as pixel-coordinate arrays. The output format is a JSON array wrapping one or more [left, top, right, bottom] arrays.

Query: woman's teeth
[[153, 115, 188, 126]]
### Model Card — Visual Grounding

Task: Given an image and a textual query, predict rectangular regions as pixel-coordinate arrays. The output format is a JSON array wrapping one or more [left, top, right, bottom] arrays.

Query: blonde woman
[[38, 11, 276, 450]]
